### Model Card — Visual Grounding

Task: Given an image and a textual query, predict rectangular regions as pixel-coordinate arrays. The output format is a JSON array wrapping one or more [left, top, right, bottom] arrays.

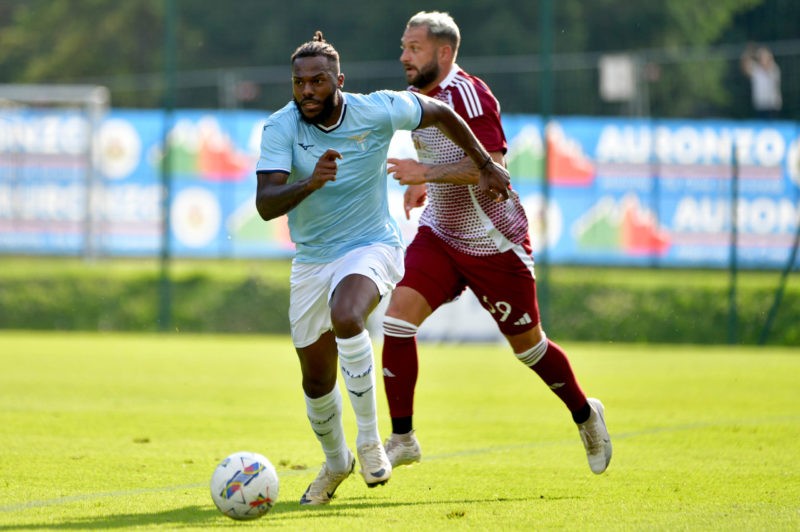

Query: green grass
[[4, 256, 798, 344], [0, 332, 798, 530], [0, 256, 294, 283], [0, 255, 784, 289]]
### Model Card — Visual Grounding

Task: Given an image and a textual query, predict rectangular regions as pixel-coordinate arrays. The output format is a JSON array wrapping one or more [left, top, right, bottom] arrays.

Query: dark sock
[[529, 339, 588, 412], [571, 402, 591, 424], [382, 333, 418, 420], [391, 416, 413, 435]]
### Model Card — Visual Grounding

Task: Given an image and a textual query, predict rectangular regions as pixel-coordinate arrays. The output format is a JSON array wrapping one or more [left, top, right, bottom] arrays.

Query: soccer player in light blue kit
[[255, 31, 511, 506]]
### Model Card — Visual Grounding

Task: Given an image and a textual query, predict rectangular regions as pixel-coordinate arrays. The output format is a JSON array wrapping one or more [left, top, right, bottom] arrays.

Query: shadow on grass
[[0, 495, 563, 529], [0, 506, 218, 530], [266, 494, 580, 524]]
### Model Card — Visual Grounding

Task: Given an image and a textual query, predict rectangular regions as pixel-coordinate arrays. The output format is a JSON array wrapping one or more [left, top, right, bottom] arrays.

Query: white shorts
[[289, 243, 404, 348]]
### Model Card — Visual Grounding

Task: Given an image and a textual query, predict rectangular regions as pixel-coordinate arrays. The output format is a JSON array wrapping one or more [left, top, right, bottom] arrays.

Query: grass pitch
[[0, 332, 798, 530]]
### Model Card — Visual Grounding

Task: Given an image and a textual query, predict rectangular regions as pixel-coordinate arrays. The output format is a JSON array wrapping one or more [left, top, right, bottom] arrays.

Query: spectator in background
[[741, 44, 782, 119]]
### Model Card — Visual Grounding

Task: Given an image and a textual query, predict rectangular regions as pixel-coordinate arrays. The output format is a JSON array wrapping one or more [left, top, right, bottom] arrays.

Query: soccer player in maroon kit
[[381, 11, 612, 474]]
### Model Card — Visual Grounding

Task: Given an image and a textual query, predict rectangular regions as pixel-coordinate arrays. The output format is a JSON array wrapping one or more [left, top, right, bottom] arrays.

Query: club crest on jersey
[[348, 131, 372, 152], [412, 137, 436, 163]]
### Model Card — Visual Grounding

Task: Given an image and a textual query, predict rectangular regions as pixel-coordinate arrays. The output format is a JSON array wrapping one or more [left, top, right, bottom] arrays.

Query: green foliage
[[0, 258, 797, 345], [0, 0, 794, 116], [545, 266, 800, 345], [0, 0, 168, 106], [665, 0, 762, 45], [1, 335, 798, 528], [0, 258, 290, 333]]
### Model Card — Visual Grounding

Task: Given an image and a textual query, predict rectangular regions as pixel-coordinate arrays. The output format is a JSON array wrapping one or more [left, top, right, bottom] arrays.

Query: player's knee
[[330, 312, 365, 338], [506, 323, 546, 353], [514, 332, 548, 367], [302, 373, 337, 398], [329, 291, 372, 337]]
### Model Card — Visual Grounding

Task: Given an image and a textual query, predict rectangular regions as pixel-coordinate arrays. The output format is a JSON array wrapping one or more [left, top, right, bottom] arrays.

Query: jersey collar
[[439, 64, 461, 89], [424, 64, 461, 98], [315, 92, 347, 133]]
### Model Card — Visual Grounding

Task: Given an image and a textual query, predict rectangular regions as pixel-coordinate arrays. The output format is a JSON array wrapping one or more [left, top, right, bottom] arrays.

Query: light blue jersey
[[257, 90, 422, 263]]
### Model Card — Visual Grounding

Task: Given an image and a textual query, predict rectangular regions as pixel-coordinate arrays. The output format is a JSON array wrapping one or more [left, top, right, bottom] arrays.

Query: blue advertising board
[[1, 108, 798, 268]]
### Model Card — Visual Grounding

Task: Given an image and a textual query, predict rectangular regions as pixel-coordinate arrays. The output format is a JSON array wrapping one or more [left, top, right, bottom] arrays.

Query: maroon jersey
[[410, 66, 530, 256]]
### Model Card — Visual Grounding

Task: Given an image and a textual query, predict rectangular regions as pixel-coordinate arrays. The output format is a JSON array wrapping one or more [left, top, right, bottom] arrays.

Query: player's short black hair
[[291, 31, 340, 73]]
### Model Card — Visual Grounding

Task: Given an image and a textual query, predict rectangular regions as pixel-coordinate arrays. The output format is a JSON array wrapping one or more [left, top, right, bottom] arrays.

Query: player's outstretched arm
[[413, 93, 510, 201], [255, 149, 341, 221], [389, 153, 505, 186]]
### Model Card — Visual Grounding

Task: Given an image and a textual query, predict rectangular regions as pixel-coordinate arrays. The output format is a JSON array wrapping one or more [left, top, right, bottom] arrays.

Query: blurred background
[[0, 0, 798, 344], [1, 0, 798, 117]]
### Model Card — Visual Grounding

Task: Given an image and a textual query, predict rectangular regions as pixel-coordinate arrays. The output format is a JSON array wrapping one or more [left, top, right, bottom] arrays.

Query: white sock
[[515, 332, 548, 367], [337, 330, 380, 448], [305, 387, 350, 472]]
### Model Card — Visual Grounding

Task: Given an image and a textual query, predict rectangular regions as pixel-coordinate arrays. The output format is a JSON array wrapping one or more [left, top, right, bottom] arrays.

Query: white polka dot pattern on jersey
[[411, 76, 529, 256]]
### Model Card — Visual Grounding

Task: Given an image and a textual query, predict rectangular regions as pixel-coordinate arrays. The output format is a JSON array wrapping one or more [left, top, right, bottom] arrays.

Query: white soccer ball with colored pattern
[[210, 451, 279, 520]]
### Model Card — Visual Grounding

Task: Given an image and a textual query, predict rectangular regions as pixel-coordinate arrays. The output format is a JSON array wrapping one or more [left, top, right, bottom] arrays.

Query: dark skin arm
[[255, 148, 341, 221]]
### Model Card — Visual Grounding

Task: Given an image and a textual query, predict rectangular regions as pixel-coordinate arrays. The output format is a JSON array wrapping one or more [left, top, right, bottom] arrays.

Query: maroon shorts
[[398, 226, 540, 336]]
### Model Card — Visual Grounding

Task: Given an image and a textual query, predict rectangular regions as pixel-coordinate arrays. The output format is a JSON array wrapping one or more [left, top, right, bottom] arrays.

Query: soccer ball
[[210, 451, 279, 520]]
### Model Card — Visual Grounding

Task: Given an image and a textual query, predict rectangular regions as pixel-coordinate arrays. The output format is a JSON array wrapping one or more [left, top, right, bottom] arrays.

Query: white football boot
[[384, 430, 422, 468], [356, 441, 392, 487], [299, 450, 355, 505], [577, 397, 612, 474]]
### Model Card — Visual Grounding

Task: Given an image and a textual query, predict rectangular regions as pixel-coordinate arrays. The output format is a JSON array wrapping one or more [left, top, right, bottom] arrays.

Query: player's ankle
[[391, 416, 413, 434]]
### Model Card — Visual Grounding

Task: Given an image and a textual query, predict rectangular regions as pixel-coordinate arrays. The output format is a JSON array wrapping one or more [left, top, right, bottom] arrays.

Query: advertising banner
[[1, 109, 798, 269], [500, 116, 800, 268]]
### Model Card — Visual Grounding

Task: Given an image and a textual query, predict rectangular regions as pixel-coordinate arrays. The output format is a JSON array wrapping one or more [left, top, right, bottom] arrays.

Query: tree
[[0, 0, 793, 117], [0, 0, 166, 106]]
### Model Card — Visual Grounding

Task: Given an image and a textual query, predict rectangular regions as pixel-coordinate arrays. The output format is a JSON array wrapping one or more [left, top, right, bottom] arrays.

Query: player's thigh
[[397, 227, 466, 313], [462, 246, 541, 337], [330, 243, 404, 303], [329, 243, 403, 329], [385, 285, 433, 326]]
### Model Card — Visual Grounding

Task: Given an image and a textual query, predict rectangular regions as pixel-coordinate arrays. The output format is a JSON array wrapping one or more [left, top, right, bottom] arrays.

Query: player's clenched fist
[[309, 148, 342, 190], [478, 159, 511, 202]]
